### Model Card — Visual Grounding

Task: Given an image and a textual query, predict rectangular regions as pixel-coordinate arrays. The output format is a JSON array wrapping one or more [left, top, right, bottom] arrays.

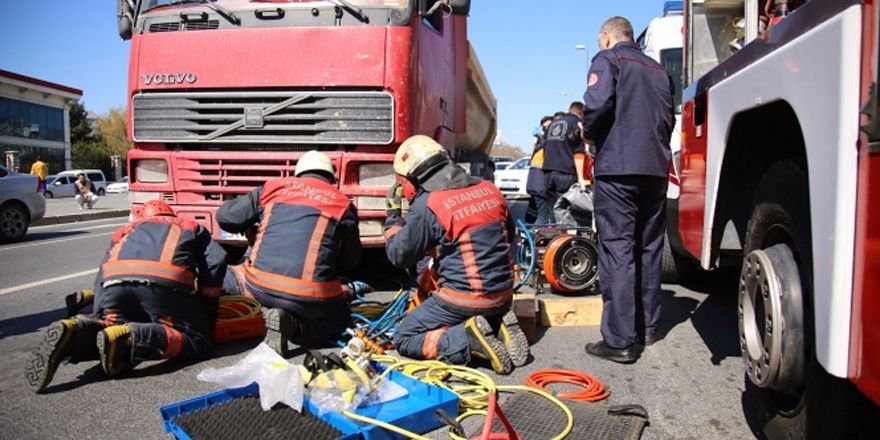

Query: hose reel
[[543, 234, 600, 293]]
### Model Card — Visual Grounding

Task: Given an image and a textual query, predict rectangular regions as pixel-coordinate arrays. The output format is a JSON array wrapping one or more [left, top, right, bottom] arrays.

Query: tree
[[69, 100, 93, 144], [492, 142, 528, 160], [95, 108, 131, 157], [71, 107, 132, 178]]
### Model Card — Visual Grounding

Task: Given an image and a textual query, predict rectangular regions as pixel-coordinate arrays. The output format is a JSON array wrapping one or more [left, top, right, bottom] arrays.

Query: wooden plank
[[538, 295, 603, 327], [512, 292, 538, 343]]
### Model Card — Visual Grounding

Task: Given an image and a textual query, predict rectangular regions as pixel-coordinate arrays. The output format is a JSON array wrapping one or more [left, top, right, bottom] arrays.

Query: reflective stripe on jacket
[[100, 217, 227, 297], [217, 176, 362, 303], [385, 179, 515, 316]]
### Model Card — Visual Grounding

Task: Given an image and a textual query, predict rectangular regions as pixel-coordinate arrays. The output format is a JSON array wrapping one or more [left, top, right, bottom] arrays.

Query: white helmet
[[295, 150, 335, 177], [394, 135, 448, 178]]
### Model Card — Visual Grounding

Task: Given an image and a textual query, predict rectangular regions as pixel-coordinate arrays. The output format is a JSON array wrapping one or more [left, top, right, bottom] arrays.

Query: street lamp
[[576, 44, 591, 84]]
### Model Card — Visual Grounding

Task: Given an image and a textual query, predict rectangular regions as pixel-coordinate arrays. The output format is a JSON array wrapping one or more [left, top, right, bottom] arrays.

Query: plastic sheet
[[197, 343, 304, 412]]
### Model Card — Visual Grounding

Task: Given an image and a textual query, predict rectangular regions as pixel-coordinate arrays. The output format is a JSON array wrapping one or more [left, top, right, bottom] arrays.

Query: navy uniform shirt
[[582, 41, 674, 178], [541, 113, 585, 175]]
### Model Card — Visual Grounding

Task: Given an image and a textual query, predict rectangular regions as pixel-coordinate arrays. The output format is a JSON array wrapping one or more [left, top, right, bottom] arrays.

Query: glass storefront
[[1, 143, 65, 174], [0, 98, 64, 142]]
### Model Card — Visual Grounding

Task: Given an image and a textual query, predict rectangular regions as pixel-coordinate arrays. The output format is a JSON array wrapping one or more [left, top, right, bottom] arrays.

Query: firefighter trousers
[[394, 296, 503, 364], [100, 283, 212, 363], [250, 286, 352, 349], [593, 175, 668, 349]]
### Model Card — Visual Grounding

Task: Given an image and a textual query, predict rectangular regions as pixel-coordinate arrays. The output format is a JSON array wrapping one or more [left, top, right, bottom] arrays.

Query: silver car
[[0, 164, 46, 242]]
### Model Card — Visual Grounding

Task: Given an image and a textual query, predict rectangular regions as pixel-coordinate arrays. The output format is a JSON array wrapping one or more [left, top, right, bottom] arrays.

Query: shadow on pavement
[[41, 364, 107, 394], [0, 307, 68, 339], [679, 269, 742, 365], [5, 230, 87, 244]]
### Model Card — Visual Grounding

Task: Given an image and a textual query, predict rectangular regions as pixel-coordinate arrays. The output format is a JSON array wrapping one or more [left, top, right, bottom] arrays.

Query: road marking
[[0, 231, 114, 252], [0, 268, 98, 296]]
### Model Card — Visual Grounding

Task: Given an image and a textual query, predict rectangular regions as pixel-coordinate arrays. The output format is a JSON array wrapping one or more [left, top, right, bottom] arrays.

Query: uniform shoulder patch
[[588, 72, 600, 88]]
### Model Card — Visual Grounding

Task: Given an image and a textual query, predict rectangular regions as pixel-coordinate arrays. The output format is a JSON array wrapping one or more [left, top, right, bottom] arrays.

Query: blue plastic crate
[[160, 368, 458, 440]]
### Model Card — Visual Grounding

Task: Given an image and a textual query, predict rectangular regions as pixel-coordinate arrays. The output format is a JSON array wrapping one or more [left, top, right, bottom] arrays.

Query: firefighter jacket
[[582, 41, 675, 178], [99, 217, 228, 298], [216, 176, 362, 303], [384, 176, 515, 316]]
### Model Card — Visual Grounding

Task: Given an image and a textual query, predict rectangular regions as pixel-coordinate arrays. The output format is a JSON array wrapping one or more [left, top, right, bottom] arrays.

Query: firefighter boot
[[65, 289, 95, 317], [264, 308, 299, 358], [25, 319, 78, 393], [465, 316, 513, 375], [498, 310, 530, 367], [97, 324, 133, 377]]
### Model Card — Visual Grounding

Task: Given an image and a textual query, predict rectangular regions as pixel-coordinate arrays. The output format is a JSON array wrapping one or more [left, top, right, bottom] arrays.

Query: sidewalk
[[33, 193, 131, 226]]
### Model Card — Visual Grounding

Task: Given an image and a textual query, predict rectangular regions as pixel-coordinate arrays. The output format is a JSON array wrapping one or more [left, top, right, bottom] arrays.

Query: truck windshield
[[660, 48, 683, 114]]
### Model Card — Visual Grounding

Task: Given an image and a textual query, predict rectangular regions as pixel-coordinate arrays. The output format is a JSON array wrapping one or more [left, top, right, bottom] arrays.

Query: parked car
[[0, 164, 46, 242], [494, 157, 531, 197], [45, 169, 108, 198], [494, 161, 513, 171], [106, 176, 129, 194]]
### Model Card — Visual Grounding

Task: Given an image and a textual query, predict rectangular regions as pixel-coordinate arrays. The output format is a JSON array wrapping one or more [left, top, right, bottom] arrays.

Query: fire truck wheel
[[661, 232, 692, 283], [738, 161, 875, 439]]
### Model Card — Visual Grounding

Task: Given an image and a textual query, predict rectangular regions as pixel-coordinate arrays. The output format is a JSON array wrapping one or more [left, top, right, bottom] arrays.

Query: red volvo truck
[[666, 0, 880, 437], [116, 0, 496, 248]]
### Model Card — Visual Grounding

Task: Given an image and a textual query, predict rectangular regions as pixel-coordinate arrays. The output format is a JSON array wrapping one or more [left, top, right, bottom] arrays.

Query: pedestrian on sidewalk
[[29, 156, 48, 194], [74, 173, 98, 210], [581, 16, 675, 364]]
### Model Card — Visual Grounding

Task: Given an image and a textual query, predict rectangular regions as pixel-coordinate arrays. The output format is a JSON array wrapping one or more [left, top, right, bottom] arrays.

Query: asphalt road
[[0, 207, 758, 440]]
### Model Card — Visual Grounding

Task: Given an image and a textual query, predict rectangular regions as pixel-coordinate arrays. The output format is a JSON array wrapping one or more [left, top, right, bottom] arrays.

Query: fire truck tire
[[741, 161, 880, 439], [661, 232, 691, 283]]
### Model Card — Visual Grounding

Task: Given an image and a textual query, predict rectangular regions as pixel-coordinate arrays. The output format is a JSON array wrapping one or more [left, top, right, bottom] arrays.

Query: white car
[[106, 176, 129, 194], [0, 164, 46, 242], [494, 157, 531, 197]]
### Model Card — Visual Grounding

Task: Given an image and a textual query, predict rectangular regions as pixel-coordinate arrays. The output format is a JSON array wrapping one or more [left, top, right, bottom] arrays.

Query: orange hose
[[525, 368, 610, 402]]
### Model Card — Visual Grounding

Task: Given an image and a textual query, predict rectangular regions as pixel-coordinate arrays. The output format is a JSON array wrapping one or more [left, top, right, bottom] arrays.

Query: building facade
[[0, 69, 82, 174]]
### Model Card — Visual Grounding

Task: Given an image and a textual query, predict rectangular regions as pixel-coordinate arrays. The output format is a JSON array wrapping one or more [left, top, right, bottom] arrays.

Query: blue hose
[[515, 219, 536, 292]]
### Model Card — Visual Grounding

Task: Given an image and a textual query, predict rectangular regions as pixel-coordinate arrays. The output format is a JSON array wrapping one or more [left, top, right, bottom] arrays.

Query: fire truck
[[667, 0, 880, 437], [115, 0, 496, 248]]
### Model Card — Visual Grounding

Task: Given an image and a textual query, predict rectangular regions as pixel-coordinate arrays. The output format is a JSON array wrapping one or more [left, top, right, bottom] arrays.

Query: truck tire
[[661, 232, 691, 283], [741, 161, 880, 439], [0, 202, 30, 243]]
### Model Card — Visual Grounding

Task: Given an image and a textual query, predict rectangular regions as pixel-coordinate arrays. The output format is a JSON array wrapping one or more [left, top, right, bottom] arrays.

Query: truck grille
[[177, 155, 306, 202], [132, 91, 394, 145]]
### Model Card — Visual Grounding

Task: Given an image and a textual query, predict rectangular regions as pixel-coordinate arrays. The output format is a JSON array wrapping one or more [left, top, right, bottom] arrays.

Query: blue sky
[[0, 1, 664, 149]]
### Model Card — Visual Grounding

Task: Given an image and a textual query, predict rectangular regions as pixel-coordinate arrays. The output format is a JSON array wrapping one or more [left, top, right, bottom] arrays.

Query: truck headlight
[[358, 163, 395, 187], [135, 159, 168, 183]]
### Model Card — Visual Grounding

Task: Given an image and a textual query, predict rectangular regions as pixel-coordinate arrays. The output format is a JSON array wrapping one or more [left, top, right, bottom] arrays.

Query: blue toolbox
[[160, 368, 459, 440]]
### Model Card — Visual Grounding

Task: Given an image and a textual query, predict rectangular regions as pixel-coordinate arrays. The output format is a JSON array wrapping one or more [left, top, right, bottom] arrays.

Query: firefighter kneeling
[[26, 200, 228, 393], [386, 136, 529, 375], [216, 150, 362, 357]]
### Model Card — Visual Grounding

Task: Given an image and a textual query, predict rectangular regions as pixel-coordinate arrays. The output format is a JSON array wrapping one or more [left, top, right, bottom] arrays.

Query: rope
[[371, 356, 574, 440], [525, 368, 610, 402], [216, 296, 261, 321]]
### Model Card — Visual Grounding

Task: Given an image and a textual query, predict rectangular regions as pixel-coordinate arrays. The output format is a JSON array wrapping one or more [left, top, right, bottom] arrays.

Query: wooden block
[[512, 292, 538, 343], [539, 295, 603, 327]]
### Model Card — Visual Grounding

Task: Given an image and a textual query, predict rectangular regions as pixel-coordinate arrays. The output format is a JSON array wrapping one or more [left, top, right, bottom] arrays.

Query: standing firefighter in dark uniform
[[216, 150, 362, 356], [542, 102, 590, 222], [384, 135, 529, 375], [582, 17, 675, 364], [26, 200, 228, 392]]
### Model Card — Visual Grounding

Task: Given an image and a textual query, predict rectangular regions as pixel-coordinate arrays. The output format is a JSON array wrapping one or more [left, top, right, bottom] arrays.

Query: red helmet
[[143, 200, 176, 218]]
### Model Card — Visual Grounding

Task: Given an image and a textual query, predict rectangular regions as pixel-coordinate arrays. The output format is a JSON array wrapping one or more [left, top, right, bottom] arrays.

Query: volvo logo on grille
[[142, 73, 198, 85], [243, 107, 264, 129]]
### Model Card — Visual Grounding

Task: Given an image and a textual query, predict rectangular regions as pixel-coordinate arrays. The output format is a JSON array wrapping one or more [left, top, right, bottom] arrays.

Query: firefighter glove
[[386, 182, 403, 217]]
